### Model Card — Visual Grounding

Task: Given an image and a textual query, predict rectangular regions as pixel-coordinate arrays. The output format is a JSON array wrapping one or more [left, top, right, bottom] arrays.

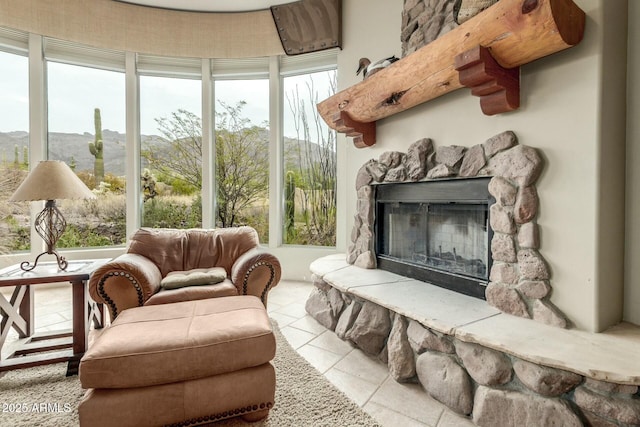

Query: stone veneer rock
[[401, 0, 458, 57], [305, 276, 640, 426], [348, 130, 570, 328]]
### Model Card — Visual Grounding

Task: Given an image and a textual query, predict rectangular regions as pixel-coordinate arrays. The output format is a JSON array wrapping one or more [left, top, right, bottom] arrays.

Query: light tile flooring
[[267, 281, 474, 427], [2, 280, 474, 427]]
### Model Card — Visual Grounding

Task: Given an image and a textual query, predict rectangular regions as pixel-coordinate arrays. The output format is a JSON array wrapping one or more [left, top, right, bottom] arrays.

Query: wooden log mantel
[[317, 0, 585, 147]]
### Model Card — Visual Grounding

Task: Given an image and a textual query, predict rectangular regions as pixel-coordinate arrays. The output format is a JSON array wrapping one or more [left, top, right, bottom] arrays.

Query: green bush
[[233, 210, 268, 243], [4, 215, 30, 251], [103, 173, 125, 193], [58, 224, 114, 248], [168, 178, 198, 196], [143, 196, 202, 228]]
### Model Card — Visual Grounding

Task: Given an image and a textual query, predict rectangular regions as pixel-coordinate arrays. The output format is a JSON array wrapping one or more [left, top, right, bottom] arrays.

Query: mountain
[[0, 131, 29, 163], [0, 129, 334, 176], [0, 129, 127, 175]]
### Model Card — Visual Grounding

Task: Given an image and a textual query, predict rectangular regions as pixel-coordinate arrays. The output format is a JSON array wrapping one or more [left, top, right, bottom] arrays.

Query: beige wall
[[339, 0, 629, 332], [625, 1, 640, 325]]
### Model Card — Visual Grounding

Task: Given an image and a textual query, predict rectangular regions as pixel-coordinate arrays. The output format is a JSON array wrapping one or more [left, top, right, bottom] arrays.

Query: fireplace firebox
[[374, 177, 494, 299]]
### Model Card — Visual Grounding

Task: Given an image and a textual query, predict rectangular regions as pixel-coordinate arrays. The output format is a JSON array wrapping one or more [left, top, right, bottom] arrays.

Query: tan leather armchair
[[88, 226, 281, 320]]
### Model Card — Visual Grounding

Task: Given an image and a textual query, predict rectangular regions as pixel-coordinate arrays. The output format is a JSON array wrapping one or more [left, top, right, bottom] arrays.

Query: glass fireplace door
[[379, 203, 488, 281]]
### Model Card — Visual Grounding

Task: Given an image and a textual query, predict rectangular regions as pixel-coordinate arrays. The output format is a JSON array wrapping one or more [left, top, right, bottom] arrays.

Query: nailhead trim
[[97, 270, 144, 319], [162, 402, 273, 427], [242, 261, 276, 305]]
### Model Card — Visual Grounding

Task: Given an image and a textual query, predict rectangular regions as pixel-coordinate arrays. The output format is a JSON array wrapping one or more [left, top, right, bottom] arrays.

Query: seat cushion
[[145, 280, 238, 306], [160, 267, 227, 290], [79, 296, 275, 389]]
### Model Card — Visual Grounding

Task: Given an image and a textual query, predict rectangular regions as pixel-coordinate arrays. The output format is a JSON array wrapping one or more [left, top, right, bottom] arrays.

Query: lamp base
[[21, 200, 69, 272], [20, 250, 68, 272]]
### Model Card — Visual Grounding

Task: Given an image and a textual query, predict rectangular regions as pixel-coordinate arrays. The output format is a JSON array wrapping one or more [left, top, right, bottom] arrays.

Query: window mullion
[[202, 59, 215, 228], [28, 33, 46, 256], [126, 51, 141, 237], [269, 56, 283, 248]]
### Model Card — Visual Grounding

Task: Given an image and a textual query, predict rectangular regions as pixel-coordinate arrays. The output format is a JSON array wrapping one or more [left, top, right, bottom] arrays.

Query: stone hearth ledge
[[311, 254, 640, 385]]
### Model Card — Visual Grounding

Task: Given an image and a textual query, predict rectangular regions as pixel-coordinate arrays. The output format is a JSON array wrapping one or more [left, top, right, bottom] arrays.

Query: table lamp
[[9, 160, 96, 271]]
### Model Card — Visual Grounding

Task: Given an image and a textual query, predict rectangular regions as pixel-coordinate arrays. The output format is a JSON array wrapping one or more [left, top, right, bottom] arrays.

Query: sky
[[0, 50, 334, 141]]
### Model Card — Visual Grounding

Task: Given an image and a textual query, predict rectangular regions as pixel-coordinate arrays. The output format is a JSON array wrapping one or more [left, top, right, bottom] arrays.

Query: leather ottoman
[[78, 296, 276, 427]]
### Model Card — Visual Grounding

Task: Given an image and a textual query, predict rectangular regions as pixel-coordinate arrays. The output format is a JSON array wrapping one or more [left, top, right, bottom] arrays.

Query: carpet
[[0, 321, 381, 427]]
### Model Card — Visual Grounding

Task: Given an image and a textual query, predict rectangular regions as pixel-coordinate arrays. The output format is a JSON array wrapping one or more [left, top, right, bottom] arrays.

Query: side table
[[0, 258, 111, 376]]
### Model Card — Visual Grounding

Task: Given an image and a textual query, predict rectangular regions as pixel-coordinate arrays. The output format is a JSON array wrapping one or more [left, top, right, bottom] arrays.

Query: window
[[139, 75, 202, 228], [1, 28, 339, 256], [214, 79, 270, 242], [282, 69, 337, 246], [0, 50, 30, 253], [47, 61, 126, 248]]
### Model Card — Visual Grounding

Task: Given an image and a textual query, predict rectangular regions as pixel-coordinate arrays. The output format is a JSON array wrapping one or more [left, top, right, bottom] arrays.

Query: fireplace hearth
[[375, 177, 493, 299]]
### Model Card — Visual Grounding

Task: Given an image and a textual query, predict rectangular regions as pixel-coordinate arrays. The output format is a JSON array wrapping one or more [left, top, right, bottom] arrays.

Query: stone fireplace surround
[[350, 130, 567, 328], [305, 131, 640, 425]]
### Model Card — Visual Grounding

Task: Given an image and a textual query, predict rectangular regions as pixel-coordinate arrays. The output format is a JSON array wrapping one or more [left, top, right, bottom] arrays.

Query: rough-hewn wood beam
[[317, 0, 585, 147]]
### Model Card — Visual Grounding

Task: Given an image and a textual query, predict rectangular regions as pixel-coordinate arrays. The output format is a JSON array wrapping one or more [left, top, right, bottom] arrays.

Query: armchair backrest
[[127, 227, 260, 277]]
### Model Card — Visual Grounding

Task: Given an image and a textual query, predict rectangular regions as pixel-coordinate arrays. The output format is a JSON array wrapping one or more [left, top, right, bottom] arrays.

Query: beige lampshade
[[9, 160, 96, 201]]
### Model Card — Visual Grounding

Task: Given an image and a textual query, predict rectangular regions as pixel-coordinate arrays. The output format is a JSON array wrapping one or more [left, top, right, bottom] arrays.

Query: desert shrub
[[235, 211, 268, 243], [57, 224, 114, 248], [53, 193, 126, 247], [2, 215, 29, 251], [83, 193, 126, 222], [75, 169, 96, 190], [103, 173, 125, 194], [143, 195, 201, 228], [168, 178, 198, 196], [0, 166, 29, 253], [96, 193, 126, 222]]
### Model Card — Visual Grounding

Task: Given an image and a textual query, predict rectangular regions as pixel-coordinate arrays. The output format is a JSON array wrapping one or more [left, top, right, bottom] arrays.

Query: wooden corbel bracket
[[331, 111, 376, 148], [454, 45, 520, 115]]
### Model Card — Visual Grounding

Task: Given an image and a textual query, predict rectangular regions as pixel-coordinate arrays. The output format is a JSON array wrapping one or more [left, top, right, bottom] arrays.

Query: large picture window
[[282, 69, 337, 246], [47, 61, 127, 248], [214, 79, 270, 242], [139, 75, 202, 229], [0, 50, 30, 253]]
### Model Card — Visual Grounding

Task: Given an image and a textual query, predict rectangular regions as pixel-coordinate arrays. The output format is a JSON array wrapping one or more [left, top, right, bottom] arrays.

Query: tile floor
[[1, 280, 475, 427]]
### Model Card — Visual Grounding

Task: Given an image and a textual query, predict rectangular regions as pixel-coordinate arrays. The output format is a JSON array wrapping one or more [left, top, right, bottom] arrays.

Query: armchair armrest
[[89, 253, 162, 321], [231, 249, 281, 307]]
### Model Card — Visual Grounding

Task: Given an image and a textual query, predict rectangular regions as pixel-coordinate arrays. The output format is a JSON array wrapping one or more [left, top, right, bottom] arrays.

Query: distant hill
[[0, 129, 128, 175], [0, 131, 29, 163], [0, 128, 334, 177]]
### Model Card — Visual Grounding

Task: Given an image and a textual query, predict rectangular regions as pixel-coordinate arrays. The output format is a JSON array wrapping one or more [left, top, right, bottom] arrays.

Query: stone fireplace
[[305, 131, 640, 426]]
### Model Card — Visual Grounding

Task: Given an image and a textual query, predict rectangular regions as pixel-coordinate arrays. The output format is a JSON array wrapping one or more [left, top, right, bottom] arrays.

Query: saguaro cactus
[[88, 108, 104, 185]]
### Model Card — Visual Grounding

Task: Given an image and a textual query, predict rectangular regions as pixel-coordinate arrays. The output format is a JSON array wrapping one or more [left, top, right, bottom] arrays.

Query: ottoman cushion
[[80, 295, 275, 389]]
